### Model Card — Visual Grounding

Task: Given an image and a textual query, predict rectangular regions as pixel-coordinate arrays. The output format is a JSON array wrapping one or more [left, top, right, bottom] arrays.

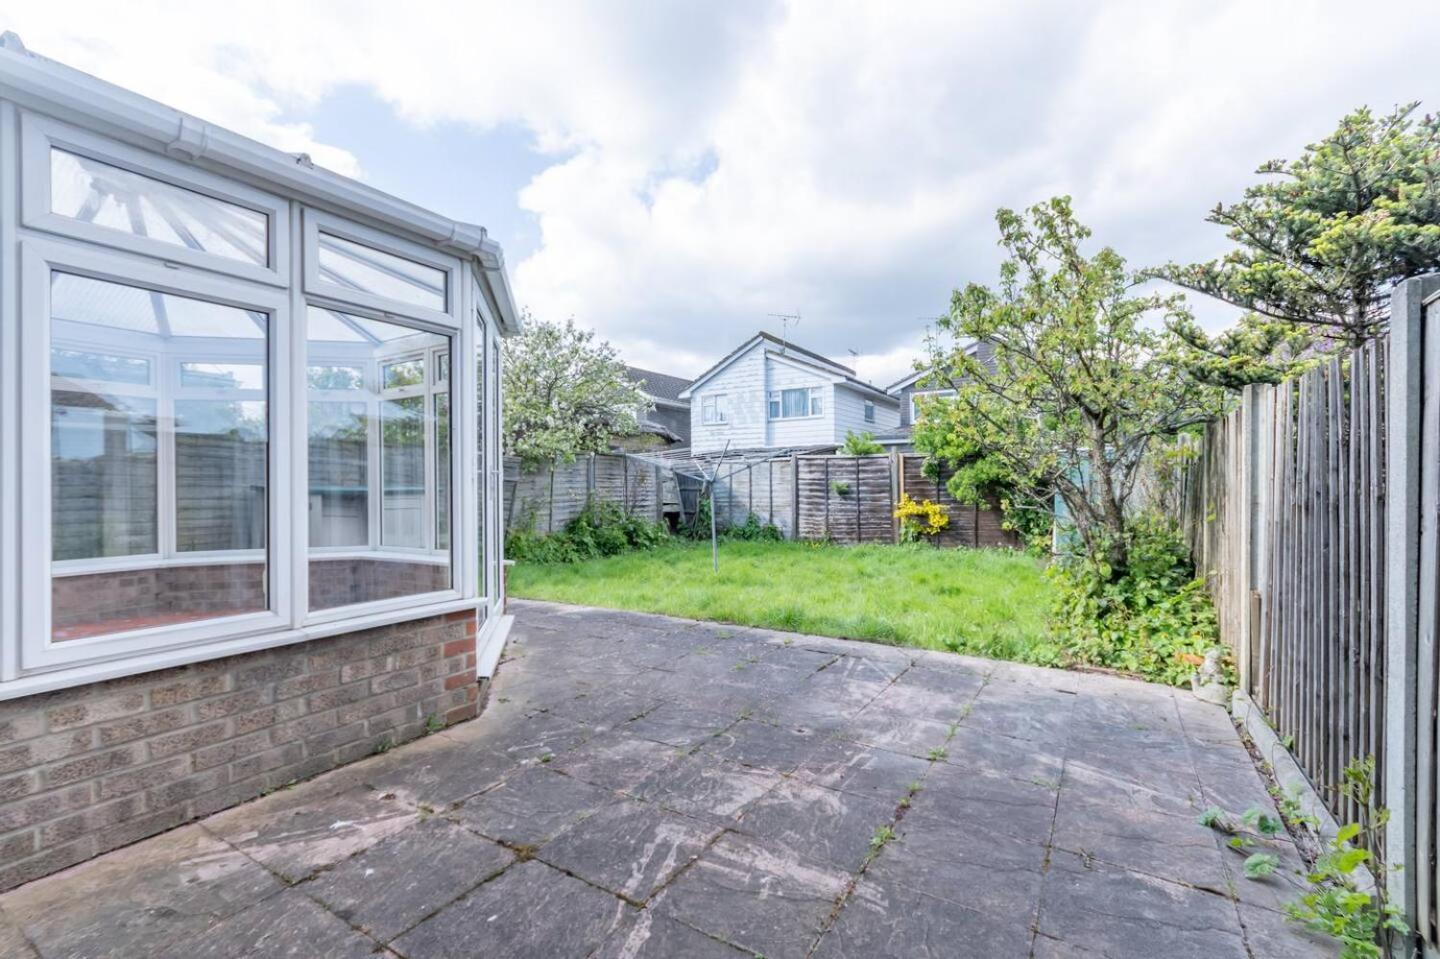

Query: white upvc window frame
[[19, 112, 288, 287], [302, 209, 456, 327], [863, 401, 876, 423], [18, 237, 295, 672], [768, 386, 823, 420], [701, 393, 729, 426], [1, 104, 491, 698], [910, 388, 957, 424], [299, 233, 467, 626]]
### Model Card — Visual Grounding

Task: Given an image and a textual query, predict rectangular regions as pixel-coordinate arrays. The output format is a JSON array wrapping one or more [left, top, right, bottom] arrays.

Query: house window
[[702, 394, 729, 425], [864, 401, 875, 423], [910, 389, 957, 423], [768, 386, 822, 419]]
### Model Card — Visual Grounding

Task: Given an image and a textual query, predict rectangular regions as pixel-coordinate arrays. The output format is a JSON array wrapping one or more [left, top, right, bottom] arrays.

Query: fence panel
[[1175, 343, 1389, 842], [503, 453, 661, 534]]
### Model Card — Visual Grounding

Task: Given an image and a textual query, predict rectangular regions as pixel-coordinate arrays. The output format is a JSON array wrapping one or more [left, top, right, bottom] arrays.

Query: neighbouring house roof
[[626, 366, 692, 407], [679, 331, 894, 403], [886, 339, 996, 395]]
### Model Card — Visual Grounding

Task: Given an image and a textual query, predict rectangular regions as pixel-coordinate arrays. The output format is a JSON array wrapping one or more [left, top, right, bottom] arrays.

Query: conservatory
[[0, 38, 518, 709]]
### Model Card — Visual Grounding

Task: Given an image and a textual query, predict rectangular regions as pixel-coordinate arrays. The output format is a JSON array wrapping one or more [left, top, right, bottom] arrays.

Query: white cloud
[[4, 0, 1437, 376]]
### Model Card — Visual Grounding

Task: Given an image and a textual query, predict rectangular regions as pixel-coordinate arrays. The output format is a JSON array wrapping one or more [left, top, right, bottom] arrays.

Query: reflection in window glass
[[435, 392, 450, 550], [175, 400, 267, 552], [51, 395, 158, 560], [179, 363, 265, 391], [382, 396, 425, 548], [308, 401, 368, 548], [50, 148, 268, 266], [382, 359, 425, 389], [51, 347, 151, 385], [48, 272, 268, 642], [316, 232, 446, 312], [307, 309, 451, 610], [308, 365, 365, 391]]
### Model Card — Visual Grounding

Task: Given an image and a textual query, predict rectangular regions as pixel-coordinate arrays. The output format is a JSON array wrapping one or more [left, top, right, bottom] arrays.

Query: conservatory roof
[[0, 30, 520, 334]]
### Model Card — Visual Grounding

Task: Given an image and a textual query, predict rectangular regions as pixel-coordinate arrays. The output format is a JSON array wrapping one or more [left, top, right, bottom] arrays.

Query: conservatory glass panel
[[174, 399, 268, 552], [51, 396, 158, 561], [435, 392, 450, 551], [381, 396, 426, 547], [50, 148, 268, 265], [316, 232, 446, 312], [49, 272, 269, 642], [307, 309, 452, 611]]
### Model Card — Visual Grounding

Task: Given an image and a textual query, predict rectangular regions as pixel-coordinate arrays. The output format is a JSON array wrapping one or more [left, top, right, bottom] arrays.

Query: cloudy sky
[[5, 1, 1437, 385]]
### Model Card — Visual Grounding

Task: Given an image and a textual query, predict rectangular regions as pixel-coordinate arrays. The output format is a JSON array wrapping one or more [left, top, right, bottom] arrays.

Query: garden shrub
[[723, 512, 783, 541], [894, 493, 949, 542], [1048, 515, 1228, 686], [681, 498, 782, 542], [505, 499, 668, 564]]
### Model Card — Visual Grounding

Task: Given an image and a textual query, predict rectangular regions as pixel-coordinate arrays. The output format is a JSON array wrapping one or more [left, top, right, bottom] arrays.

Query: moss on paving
[[509, 540, 1057, 666]]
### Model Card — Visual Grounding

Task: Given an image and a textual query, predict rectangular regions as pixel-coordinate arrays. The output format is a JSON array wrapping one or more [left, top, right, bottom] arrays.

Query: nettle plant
[[1199, 756, 1407, 959]]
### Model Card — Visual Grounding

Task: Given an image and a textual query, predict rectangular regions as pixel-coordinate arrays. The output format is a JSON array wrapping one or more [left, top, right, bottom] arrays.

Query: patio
[[0, 601, 1334, 958]]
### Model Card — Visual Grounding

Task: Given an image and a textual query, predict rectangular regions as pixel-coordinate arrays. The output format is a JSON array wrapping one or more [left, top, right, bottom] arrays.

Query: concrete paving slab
[[652, 833, 851, 959], [302, 817, 512, 943], [203, 784, 417, 883], [0, 602, 1337, 959], [538, 799, 719, 901], [390, 859, 630, 959]]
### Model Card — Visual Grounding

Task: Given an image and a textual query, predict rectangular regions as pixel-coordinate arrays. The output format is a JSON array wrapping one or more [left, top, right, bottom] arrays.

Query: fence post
[[889, 452, 901, 543], [789, 453, 799, 540], [1386, 274, 1440, 948]]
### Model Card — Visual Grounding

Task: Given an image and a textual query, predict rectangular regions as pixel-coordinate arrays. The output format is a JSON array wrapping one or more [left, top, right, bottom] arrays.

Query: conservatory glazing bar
[[0, 35, 520, 699]]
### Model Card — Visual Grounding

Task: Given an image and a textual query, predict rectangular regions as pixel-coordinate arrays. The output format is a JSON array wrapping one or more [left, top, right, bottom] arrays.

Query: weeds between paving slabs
[[1199, 756, 1407, 958]]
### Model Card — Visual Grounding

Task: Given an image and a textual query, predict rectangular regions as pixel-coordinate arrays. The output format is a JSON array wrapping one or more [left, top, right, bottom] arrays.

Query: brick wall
[[0, 609, 481, 891]]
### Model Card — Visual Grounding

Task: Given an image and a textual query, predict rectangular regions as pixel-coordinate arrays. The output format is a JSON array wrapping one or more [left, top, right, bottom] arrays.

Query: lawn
[[508, 540, 1058, 665]]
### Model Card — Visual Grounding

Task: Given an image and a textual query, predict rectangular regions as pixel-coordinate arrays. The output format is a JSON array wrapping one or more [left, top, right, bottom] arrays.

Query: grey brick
[[195, 689, 269, 722], [371, 669, 419, 694], [193, 732, 269, 771], [98, 757, 189, 800], [276, 670, 338, 700], [229, 743, 304, 782], [45, 691, 146, 731], [0, 837, 98, 893], [0, 785, 93, 832], [150, 676, 230, 708], [97, 708, 188, 747], [149, 722, 228, 760], [306, 721, 367, 755], [43, 744, 143, 788], [147, 767, 230, 810]]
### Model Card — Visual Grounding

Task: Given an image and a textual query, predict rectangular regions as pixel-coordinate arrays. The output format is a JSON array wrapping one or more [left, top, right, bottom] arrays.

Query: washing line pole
[[708, 442, 730, 574]]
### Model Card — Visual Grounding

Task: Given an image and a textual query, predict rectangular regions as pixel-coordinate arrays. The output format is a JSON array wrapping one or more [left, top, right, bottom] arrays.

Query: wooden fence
[[1172, 275, 1440, 951], [505, 449, 1016, 550], [503, 454, 666, 534], [715, 452, 1017, 548]]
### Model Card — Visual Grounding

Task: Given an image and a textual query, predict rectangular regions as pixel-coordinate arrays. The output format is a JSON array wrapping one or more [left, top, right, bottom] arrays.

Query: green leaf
[[1336, 823, 1361, 844], [1243, 853, 1279, 879]]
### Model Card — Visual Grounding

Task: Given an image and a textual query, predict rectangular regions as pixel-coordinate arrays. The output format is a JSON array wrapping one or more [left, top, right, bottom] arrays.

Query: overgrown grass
[[509, 539, 1056, 665]]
